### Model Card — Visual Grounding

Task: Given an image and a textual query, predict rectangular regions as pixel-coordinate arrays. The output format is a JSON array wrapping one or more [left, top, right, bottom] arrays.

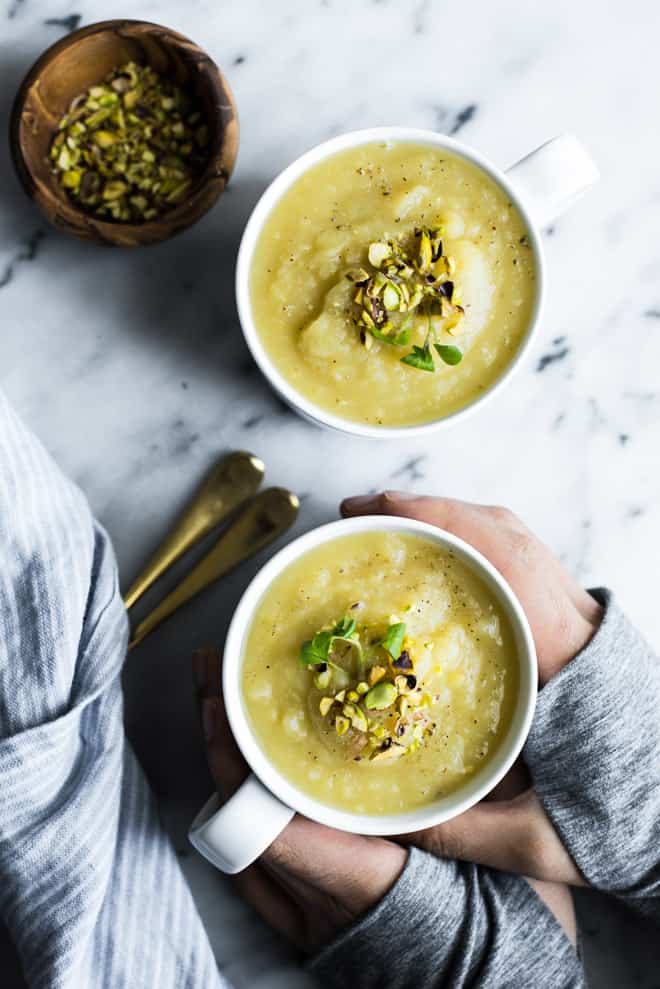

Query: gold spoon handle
[[128, 487, 299, 651], [123, 451, 265, 610]]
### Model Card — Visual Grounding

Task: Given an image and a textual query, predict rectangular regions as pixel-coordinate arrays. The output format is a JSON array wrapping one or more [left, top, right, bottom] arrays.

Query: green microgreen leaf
[[333, 616, 357, 638], [299, 616, 364, 672], [401, 345, 435, 372], [369, 323, 411, 347], [300, 630, 334, 667], [434, 343, 463, 366], [378, 622, 407, 659]]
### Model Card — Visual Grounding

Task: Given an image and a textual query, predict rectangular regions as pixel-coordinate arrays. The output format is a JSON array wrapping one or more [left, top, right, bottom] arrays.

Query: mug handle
[[505, 134, 599, 229], [188, 773, 295, 874]]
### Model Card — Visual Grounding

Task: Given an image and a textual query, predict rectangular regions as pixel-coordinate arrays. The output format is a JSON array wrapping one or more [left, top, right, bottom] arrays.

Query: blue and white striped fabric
[[0, 392, 227, 988]]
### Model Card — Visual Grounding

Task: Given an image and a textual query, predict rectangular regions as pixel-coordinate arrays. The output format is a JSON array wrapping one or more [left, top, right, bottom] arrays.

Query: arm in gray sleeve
[[524, 589, 660, 913], [309, 848, 584, 989], [0, 392, 223, 988]]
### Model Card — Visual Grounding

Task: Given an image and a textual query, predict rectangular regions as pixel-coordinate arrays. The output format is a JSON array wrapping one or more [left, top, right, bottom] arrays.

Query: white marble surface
[[1, 1, 659, 985]]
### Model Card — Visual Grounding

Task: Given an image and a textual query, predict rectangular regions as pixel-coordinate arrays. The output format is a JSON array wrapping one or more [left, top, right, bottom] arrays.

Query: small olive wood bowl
[[10, 19, 239, 247]]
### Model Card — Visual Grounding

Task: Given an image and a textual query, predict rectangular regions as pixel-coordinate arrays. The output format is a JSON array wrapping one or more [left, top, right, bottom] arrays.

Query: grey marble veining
[[1, 1, 659, 986]]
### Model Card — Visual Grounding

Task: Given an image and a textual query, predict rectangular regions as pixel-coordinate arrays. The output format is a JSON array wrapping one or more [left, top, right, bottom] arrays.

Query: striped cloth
[[0, 392, 226, 988]]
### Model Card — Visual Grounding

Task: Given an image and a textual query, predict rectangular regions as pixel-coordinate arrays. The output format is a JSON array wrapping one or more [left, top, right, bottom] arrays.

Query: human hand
[[342, 491, 602, 687], [341, 491, 602, 886], [192, 646, 407, 954]]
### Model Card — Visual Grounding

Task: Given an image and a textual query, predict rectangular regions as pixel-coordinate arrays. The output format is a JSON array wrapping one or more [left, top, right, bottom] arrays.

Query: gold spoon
[[124, 451, 265, 610], [127, 487, 299, 651]]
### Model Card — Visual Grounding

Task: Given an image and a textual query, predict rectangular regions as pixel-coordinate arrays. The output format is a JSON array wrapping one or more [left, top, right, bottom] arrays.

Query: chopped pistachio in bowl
[[50, 61, 211, 223], [10, 19, 239, 246]]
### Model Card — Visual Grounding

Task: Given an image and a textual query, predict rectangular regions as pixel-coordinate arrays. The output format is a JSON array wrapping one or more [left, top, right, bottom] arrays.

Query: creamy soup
[[250, 142, 536, 427], [241, 532, 518, 815]]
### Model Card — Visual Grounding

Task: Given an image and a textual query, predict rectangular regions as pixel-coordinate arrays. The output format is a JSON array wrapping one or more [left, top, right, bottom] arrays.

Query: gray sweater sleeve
[[310, 590, 659, 988], [524, 589, 660, 910], [309, 848, 583, 988]]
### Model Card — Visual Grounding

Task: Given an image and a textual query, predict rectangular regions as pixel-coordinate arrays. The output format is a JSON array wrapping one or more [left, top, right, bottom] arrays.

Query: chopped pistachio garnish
[[370, 737, 406, 761], [313, 667, 332, 690], [359, 329, 374, 351], [302, 613, 436, 760], [347, 226, 465, 371], [364, 681, 397, 710], [395, 673, 418, 695], [343, 702, 368, 732], [368, 665, 387, 686], [346, 267, 370, 284], [368, 241, 393, 267], [392, 649, 413, 671], [50, 61, 210, 223]]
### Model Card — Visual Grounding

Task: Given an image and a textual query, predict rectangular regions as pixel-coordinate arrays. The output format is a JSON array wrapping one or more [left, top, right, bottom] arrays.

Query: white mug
[[235, 128, 599, 439], [189, 515, 537, 874]]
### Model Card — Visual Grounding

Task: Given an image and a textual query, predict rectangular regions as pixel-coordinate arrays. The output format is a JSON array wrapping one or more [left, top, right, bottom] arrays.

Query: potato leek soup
[[249, 142, 536, 427], [241, 532, 518, 815]]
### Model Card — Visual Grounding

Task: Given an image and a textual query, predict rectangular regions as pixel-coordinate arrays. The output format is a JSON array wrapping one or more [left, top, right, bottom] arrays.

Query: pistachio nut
[[382, 282, 401, 311], [395, 673, 418, 694], [313, 668, 332, 690], [368, 241, 393, 268], [343, 702, 369, 732], [335, 715, 350, 736], [368, 665, 387, 686], [415, 228, 433, 273], [370, 739, 405, 761], [346, 268, 370, 284], [364, 681, 398, 710]]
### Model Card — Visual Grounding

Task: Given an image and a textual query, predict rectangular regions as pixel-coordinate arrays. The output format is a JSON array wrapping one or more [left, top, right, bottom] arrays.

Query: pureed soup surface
[[241, 532, 519, 816], [250, 142, 536, 426]]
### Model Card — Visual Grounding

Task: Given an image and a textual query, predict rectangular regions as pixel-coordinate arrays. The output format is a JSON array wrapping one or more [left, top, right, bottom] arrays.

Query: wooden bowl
[[10, 19, 239, 247]]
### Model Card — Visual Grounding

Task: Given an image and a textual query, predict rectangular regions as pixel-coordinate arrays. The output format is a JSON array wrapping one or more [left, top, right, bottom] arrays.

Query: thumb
[[396, 790, 585, 886]]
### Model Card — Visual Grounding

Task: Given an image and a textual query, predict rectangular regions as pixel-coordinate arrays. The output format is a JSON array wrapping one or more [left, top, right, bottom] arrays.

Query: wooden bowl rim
[[9, 18, 239, 243]]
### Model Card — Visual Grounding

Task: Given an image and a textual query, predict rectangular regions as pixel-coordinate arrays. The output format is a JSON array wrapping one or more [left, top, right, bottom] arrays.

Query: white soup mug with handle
[[189, 515, 538, 874]]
